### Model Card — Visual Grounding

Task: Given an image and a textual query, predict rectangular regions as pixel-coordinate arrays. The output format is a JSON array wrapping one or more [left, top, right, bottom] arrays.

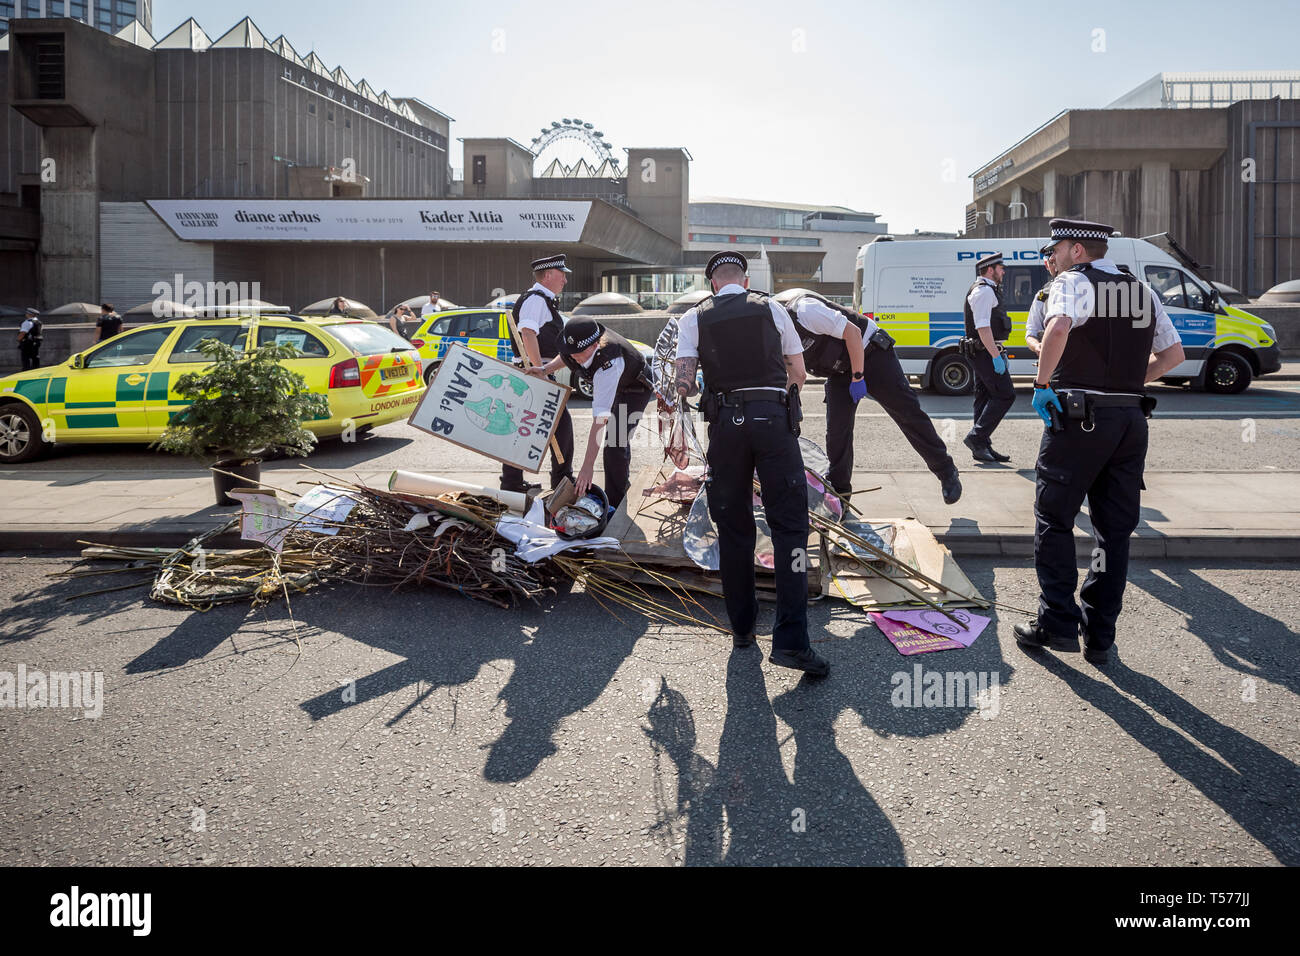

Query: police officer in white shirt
[[776, 288, 962, 505], [526, 318, 654, 509], [963, 253, 1015, 462], [1024, 242, 1060, 355], [675, 251, 828, 677], [500, 255, 576, 494], [17, 307, 43, 371], [1015, 218, 1185, 666]]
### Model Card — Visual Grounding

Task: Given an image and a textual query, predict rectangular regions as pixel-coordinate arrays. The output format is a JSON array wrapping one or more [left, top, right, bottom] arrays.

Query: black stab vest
[[511, 289, 564, 360], [964, 278, 1011, 342], [788, 293, 869, 377], [559, 329, 649, 393], [1052, 264, 1157, 393], [22, 317, 43, 344], [695, 291, 788, 393]]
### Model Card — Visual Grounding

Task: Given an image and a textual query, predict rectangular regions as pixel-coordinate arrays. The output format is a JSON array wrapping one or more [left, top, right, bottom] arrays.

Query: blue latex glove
[[991, 351, 1007, 375], [1031, 385, 1063, 425], [849, 377, 869, 403]]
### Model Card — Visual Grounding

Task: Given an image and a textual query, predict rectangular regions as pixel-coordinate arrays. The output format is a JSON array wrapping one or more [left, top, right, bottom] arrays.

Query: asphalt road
[[17, 378, 1300, 475], [1, 556, 1296, 866]]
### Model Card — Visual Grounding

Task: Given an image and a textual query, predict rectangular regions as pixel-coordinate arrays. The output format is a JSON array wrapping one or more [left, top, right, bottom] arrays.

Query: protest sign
[[408, 344, 571, 473]]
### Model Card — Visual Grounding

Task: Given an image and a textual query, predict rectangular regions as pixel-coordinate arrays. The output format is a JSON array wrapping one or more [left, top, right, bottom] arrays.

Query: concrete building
[[686, 197, 887, 298], [965, 72, 1300, 297], [2, 0, 150, 36]]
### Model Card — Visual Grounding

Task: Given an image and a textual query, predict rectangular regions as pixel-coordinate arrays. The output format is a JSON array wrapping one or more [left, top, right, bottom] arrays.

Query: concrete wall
[[460, 139, 534, 199], [626, 148, 689, 250]]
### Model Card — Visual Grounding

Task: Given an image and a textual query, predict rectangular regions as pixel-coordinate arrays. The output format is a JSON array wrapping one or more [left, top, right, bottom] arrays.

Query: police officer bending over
[[674, 252, 828, 677], [527, 318, 654, 509], [962, 253, 1015, 462], [501, 254, 576, 496], [1015, 219, 1184, 666], [777, 288, 962, 504]]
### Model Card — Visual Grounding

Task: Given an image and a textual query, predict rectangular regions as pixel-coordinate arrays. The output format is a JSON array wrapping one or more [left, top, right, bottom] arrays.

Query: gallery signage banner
[[146, 199, 591, 242]]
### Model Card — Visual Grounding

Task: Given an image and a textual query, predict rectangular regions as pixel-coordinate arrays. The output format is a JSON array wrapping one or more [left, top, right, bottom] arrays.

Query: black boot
[[1013, 619, 1080, 653]]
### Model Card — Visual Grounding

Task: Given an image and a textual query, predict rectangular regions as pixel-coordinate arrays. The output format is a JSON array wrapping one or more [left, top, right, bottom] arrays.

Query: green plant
[[153, 338, 331, 462]]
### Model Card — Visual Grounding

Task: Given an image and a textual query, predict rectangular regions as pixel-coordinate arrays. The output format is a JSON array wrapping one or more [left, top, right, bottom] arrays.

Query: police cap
[[976, 253, 1005, 272], [531, 253, 572, 273], [561, 318, 603, 354], [1048, 218, 1115, 242], [705, 251, 748, 280]]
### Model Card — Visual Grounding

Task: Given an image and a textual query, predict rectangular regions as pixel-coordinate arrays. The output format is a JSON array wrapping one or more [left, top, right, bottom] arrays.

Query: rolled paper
[[388, 470, 528, 514]]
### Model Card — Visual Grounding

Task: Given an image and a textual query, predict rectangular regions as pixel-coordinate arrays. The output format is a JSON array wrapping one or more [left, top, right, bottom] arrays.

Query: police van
[[853, 234, 1281, 395]]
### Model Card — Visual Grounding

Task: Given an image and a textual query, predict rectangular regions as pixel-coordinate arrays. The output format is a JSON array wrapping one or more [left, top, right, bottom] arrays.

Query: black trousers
[[824, 347, 956, 496], [20, 345, 40, 371], [502, 404, 574, 492], [599, 385, 654, 510], [706, 399, 810, 653], [967, 346, 1014, 445], [1034, 406, 1148, 650]]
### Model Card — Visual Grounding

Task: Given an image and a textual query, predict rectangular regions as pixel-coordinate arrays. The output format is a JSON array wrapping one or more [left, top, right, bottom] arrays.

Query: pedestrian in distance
[[95, 303, 122, 343], [17, 307, 43, 371]]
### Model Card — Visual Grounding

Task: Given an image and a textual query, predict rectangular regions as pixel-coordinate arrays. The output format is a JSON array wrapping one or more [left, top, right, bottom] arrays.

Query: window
[[307, 101, 317, 115], [324, 322, 410, 355], [1002, 266, 1049, 311], [50, 1, 65, 14], [452, 312, 502, 339], [168, 325, 249, 363], [85, 328, 171, 368], [345, 118, 351, 129], [327, 110, 334, 123], [426, 316, 453, 337], [256, 326, 329, 356], [1144, 265, 1210, 311]]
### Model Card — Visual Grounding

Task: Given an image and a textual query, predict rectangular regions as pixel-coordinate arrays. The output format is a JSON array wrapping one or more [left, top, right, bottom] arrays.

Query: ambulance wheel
[[930, 353, 974, 396], [423, 361, 441, 387], [1205, 350, 1252, 394], [0, 403, 51, 464]]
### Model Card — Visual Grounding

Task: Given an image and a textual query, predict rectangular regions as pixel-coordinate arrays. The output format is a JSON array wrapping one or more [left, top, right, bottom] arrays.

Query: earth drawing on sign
[[464, 373, 533, 437]]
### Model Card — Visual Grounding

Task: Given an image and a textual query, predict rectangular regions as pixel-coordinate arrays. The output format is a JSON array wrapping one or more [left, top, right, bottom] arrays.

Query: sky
[[158, 0, 1298, 233]]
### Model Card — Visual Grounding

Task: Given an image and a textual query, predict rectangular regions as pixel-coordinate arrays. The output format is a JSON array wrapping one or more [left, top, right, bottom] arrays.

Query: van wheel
[[930, 353, 974, 396], [0, 404, 52, 464], [1205, 351, 1252, 394]]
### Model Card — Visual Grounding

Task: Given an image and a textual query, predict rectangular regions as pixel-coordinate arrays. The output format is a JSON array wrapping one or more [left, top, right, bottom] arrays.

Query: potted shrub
[[154, 338, 331, 505]]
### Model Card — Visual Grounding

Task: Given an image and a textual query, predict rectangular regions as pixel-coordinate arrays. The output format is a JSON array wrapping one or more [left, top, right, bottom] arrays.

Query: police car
[[855, 235, 1281, 395], [408, 308, 656, 400], [0, 315, 424, 464]]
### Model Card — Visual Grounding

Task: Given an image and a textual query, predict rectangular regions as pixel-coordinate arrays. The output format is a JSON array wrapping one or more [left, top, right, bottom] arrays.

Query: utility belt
[[958, 336, 1002, 356], [702, 385, 801, 435], [1048, 388, 1157, 434], [864, 327, 895, 356]]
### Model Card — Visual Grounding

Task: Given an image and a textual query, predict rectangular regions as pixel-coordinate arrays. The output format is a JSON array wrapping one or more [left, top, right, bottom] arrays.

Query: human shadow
[[481, 591, 647, 783], [1036, 653, 1300, 865], [1128, 564, 1300, 699]]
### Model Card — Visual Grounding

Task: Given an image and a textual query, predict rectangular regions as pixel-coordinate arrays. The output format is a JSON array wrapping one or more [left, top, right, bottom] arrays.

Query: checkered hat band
[[712, 255, 744, 268], [1051, 227, 1110, 240], [533, 256, 565, 270]]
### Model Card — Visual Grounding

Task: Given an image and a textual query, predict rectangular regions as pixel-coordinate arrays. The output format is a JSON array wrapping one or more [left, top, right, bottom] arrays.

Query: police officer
[[675, 252, 828, 677], [1024, 243, 1059, 356], [962, 253, 1015, 462], [1015, 219, 1185, 666], [17, 307, 42, 371], [526, 318, 654, 509], [501, 254, 576, 495], [777, 288, 962, 505]]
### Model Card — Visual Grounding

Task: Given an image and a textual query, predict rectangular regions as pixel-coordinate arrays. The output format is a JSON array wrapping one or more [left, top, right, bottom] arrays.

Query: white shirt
[[579, 350, 624, 420], [966, 277, 999, 331], [789, 295, 879, 342], [1045, 258, 1181, 352], [675, 285, 803, 361], [19, 318, 36, 335], [1025, 284, 1051, 340], [515, 282, 557, 336], [421, 300, 441, 320]]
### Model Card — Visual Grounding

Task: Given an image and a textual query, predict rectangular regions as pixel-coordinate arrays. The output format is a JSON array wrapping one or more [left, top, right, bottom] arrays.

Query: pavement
[[2, 556, 1296, 866], [3, 463, 1299, 559]]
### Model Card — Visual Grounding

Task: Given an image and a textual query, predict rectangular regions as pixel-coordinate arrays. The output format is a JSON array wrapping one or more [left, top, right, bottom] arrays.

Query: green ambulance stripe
[[14, 378, 49, 403], [116, 373, 147, 402], [65, 414, 118, 429], [48, 377, 66, 404], [146, 372, 170, 401]]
